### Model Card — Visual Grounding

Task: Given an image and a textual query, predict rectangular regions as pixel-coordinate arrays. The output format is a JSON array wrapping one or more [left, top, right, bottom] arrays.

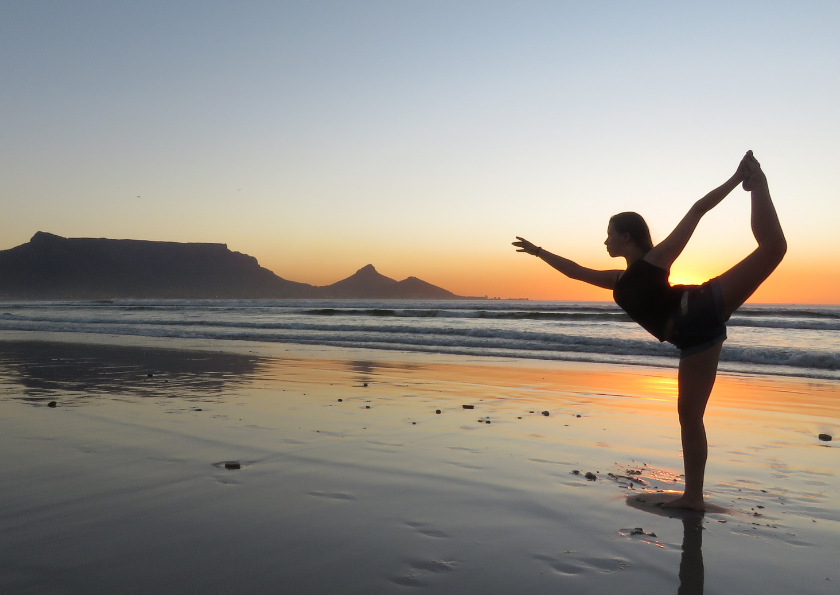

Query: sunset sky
[[2, 2, 838, 303]]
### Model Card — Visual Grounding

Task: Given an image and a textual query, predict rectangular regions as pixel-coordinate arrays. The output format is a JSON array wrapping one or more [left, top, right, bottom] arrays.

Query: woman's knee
[[678, 404, 705, 426]]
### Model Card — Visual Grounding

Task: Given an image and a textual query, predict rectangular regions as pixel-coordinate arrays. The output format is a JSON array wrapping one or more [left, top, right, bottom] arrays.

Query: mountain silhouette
[[320, 264, 457, 299], [0, 233, 471, 300]]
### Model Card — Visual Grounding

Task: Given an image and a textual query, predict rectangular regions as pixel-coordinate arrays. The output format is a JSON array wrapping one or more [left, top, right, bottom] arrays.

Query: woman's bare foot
[[741, 150, 766, 191], [660, 493, 706, 512], [737, 150, 753, 185]]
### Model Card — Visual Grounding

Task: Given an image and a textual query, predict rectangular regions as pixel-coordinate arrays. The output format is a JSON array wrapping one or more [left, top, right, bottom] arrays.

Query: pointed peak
[[356, 264, 378, 274], [31, 231, 66, 243]]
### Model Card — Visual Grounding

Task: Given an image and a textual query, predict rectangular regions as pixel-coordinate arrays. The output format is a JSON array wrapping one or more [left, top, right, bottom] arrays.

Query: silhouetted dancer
[[514, 151, 786, 510]]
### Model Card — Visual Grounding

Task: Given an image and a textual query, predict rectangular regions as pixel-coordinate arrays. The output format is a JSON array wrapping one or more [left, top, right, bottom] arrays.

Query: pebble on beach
[[224, 462, 241, 470], [585, 472, 598, 481], [627, 528, 657, 537], [47, 401, 57, 408], [338, 399, 343, 402], [462, 404, 475, 409], [435, 409, 441, 414], [541, 411, 549, 416], [818, 433, 832, 441]]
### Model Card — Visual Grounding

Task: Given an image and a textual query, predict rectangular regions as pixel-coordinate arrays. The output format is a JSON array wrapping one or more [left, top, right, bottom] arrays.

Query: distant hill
[[0, 232, 473, 300], [319, 264, 458, 299]]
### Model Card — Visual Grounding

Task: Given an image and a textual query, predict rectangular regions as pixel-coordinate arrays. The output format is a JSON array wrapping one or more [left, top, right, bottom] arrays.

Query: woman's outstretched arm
[[513, 236, 621, 290], [644, 155, 749, 271]]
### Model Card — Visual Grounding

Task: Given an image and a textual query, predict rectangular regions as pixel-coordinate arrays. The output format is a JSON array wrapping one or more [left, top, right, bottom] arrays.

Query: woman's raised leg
[[717, 156, 787, 318], [662, 343, 723, 511]]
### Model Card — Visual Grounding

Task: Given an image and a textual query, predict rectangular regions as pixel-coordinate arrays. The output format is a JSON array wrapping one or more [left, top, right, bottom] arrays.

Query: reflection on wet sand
[[678, 517, 704, 595], [0, 340, 268, 404], [345, 359, 423, 386], [625, 494, 705, 594]]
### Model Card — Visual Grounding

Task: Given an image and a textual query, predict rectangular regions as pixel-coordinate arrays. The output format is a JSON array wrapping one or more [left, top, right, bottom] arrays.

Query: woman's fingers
[[513, 237, 537, 254]]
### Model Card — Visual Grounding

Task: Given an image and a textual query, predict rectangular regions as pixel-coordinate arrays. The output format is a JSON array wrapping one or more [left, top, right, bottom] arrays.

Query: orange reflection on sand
[[260, 353, 838, 422]]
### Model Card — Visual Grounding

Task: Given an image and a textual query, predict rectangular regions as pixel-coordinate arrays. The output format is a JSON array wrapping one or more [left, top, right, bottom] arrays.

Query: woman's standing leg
[[667, 155, 785, 511], [663, 342, 723, 511]]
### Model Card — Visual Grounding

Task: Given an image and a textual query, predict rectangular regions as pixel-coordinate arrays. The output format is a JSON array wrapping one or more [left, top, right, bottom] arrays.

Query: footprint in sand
[[405, 521, 450, 539], [447, 461, 484, 470], [390, 559, 456, 586], [308, 491, 356, 500], [534, 553, 629, 576]]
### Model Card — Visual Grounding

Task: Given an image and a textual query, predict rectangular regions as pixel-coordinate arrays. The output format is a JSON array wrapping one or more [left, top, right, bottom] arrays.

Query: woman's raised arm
[[644, 153, 752, 271], [513, 236, 621, 290]]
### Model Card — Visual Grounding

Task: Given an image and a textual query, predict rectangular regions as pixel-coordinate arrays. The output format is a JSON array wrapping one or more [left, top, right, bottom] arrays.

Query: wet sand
[[1, 333, 838, 594]]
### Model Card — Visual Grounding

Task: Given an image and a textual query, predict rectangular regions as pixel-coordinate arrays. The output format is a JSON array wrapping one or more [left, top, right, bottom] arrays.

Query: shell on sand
[[626, 492, 730, 517]]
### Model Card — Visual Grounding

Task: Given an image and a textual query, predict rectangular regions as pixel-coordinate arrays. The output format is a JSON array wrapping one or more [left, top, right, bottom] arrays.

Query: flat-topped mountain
[[0, 232, 470, 300]]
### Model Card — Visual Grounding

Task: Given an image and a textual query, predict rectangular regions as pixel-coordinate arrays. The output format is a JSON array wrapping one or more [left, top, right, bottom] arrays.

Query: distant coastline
[[0, 232, 485, 300]]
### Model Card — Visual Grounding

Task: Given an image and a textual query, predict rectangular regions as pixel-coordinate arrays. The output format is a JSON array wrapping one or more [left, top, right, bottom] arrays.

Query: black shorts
[[669, 278, 729, 358]]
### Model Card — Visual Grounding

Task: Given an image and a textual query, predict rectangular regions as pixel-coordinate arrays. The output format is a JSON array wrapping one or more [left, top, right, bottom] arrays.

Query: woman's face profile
[[604, 223, 625, 257]]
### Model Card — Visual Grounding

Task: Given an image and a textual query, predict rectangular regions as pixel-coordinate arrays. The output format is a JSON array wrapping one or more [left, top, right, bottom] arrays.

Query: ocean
[[0, 300, 837, 381]]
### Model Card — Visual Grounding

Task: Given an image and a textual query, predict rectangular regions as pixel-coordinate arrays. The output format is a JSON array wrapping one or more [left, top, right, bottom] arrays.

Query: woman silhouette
[[513, 151, 786, 510]]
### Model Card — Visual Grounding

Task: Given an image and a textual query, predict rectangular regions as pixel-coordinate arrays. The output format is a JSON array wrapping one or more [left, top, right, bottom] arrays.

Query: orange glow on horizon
[[258, 248, 839, 306]]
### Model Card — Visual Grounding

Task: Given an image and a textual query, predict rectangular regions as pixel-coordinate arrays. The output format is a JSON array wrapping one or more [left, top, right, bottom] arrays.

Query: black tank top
[[613, 259, 683, 342]]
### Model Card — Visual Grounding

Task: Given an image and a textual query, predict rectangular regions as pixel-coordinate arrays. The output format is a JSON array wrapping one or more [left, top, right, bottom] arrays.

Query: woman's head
[[607, 212, 653, 254]]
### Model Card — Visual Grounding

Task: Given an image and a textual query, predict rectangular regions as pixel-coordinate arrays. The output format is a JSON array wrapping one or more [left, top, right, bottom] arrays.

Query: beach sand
[[1, 333, 838, 594]]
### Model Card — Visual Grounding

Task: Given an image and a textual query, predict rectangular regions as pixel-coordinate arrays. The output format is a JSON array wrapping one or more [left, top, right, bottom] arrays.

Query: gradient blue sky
[[2, 1, 838, 301]]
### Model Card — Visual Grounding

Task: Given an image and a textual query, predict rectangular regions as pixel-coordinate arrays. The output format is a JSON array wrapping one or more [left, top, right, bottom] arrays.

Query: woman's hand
[[736, 151, 752, 183], [513, 236, 541, 256]]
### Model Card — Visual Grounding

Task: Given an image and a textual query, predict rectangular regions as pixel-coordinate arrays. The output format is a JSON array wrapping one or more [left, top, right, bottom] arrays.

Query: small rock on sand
[[338, 399, 343, 402], [435, 409, 441, 414], [585, 472, 597, 481], [363, 383, 368, 387], [224, 462, 241, 470], [462, 404, 475, 409], [541, 411, 549, 416], [818, 434, 832, 441], [47, 401, 57, 408]]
